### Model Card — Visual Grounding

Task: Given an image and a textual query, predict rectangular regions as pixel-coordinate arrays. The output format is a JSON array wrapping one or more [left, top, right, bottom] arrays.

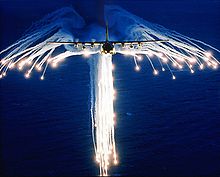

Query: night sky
[[0, 0, 220, 176]]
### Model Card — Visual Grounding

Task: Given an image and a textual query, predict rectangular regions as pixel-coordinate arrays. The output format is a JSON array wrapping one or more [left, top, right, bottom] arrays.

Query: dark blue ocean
[[0, 0, 220, 176]]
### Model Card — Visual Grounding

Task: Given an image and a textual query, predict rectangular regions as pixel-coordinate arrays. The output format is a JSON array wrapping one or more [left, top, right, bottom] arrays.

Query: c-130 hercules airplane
[[48, 22, 168, 54]]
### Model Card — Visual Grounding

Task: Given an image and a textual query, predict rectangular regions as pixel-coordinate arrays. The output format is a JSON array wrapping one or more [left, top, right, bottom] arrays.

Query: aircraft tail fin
[[106, 20, 109, 41]]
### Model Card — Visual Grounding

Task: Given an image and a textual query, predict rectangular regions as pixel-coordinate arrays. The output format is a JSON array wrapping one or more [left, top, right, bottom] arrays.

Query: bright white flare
[[90, 54, 117, 176]]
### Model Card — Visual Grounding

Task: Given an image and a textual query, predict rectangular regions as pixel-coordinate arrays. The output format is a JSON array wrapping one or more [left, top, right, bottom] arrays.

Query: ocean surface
[[0, 0, 220, 176]]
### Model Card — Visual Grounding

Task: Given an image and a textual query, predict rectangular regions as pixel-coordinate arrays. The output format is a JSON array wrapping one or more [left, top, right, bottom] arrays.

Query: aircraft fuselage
[[101, 41, 114, 54]]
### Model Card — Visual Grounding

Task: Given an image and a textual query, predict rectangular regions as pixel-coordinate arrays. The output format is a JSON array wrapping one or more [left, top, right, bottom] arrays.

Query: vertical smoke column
[[90, 54, 117, 176]]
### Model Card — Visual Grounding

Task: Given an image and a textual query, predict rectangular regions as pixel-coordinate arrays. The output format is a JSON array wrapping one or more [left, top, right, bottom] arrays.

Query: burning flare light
[[0, 6, 219, 176]]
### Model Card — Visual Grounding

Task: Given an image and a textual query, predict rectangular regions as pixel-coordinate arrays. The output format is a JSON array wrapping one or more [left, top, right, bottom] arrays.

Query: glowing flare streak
[[90, 54, 117, 176]]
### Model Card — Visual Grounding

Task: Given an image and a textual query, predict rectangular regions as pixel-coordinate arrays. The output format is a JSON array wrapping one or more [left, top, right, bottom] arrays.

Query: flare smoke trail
[[90, 54, 117, 176], [106, 6, 219, 78], [0, 5, 219, 176]]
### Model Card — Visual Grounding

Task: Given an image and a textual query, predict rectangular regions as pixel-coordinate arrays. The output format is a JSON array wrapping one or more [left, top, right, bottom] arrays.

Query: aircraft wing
[[47, 39, 168, 46], [111, 39, 169, 45], [47, 41, 105, 46], [47, 39, 168, 49]]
